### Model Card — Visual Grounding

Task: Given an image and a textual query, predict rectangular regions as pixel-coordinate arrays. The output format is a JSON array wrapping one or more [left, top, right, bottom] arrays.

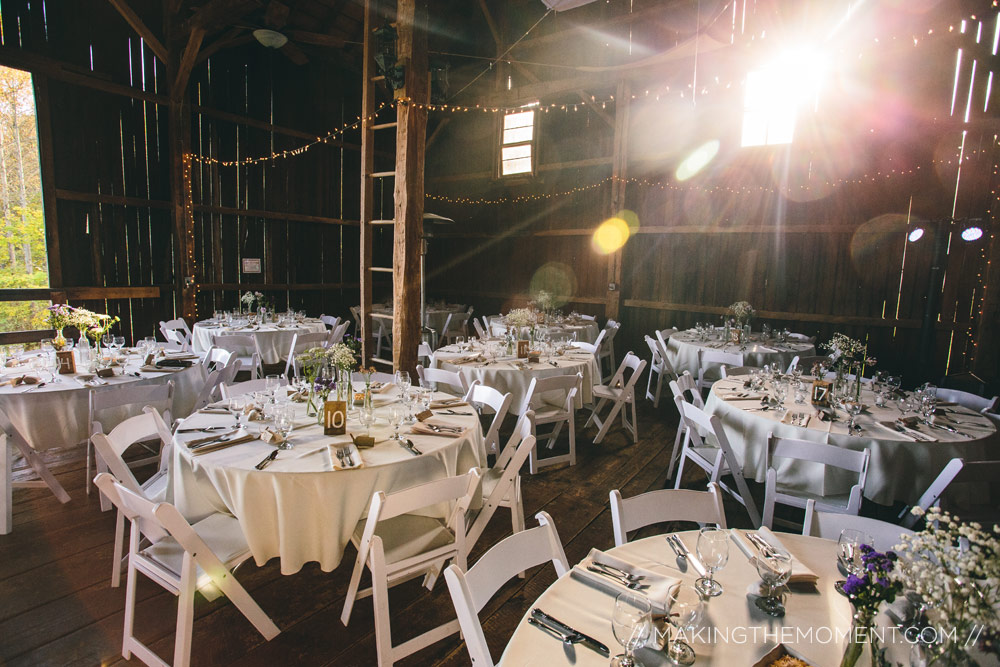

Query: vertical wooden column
[[606, 79, 630, 321], [32, 75, 62, 292], [392, 0, 428, 375], [358, 0, 377, 365]]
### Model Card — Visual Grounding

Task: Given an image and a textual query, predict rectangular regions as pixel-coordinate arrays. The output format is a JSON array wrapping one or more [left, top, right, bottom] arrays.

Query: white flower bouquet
[[504, 307, 538, 329], [727, 301, 755, 325]]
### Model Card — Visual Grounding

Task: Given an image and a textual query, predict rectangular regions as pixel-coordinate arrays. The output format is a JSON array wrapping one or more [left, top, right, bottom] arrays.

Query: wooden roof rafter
[[106, 0, 169, 63]]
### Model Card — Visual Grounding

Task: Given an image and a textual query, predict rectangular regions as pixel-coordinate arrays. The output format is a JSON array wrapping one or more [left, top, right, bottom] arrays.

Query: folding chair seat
[[210, 333, 263, 380], [444, 512, 569, 667], [93, 473, 279, 667], [340, 470, 482, 666], [762, 433, 870, 530], [585, 352, 647, 444], [610, 482, 726, 546], [515, 373, 580, 474], [697, 349, 744, 393], [674, 398, 761, 527], [88, 381, 174, 510]]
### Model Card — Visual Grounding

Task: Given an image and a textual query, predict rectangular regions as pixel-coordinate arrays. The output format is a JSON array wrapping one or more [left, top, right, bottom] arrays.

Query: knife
[[402, 438, 423, 456], [672, 535, 708, 577], [254, 449, 279, 470], [531, 609, 609, 657]]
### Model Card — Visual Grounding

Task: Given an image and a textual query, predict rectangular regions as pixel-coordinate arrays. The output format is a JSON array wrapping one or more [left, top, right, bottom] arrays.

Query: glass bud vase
[[337, 368, 351, 402], [840, 608, 882, 667]]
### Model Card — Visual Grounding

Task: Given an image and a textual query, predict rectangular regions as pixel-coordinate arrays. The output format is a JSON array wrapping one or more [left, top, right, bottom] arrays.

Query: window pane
[[503, 125, 533, 144], [503, 110, 534, 130], [767, 110, 796, 144], [741, 112, 768, 147], [502, 144, 532, 161], [502, 157, 532, 175]]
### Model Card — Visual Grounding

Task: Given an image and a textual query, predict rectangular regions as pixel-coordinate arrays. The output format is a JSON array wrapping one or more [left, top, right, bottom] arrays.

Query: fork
[[528, 617, 581, 645], [585, 565, 649, 589], [591, 560, 642, 581]]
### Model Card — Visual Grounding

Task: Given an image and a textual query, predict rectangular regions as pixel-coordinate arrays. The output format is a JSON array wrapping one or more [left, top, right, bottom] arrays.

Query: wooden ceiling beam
[[172, 26, 206, 101], [107, 0, 169, 63], [286, 29, 346, 49], [512, 2, 679, 52], [196, 27, 250, 63], [184, 0, 262, 34]]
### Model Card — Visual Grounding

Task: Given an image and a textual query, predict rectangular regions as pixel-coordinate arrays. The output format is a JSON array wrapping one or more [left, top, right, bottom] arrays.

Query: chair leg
[[340, 552, 366, 626], [585, 398, 607, 429], [567, 415, 576, 466], [1, 434, 10, 535], [545, 420, 564, 449], [630, 397, 639, 443], [593, 400, 624, 444], [175, 561, 196, 667], [122, 552, 138, 660], [112, 510, 125, 587], [674, 451, 689, 489], [667, 427, 687, 479], [85, 440, 93, 495], [370, 546, 395, 667], [653, 373, 663, 408]]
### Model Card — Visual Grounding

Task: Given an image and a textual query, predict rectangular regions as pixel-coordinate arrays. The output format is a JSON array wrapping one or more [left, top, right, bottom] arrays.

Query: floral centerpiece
[[295, 346, 334, 416], [47, 304, 119, 353], [822, 333, 877, 401], [240, 290, 264, 313], [727, 301, 756, 326], [531, 290, 556, 319], [504, 307, 540, 346], [839, 545, 903, 667], [326, 340, 359, 401], [892, 507, 1000, 665]]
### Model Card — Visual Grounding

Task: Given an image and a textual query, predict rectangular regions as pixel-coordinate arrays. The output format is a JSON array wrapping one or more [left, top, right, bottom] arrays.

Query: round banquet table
[[0, 351, 204, 452], [667, 329, 815, 377], [488, 316, 601, 344], [191, 318, 328, 365], [705, 376, 998, 506], [431, 342, 599, 414], [503, 531, 904, 666], [171, 390, 486, 574]]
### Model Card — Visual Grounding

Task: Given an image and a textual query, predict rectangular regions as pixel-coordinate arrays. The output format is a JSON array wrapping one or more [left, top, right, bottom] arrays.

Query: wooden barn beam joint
[[107, 0, 169, 63]]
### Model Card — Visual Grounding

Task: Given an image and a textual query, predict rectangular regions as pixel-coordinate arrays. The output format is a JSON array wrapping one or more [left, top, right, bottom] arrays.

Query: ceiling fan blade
[[280, 41, 309, 65]]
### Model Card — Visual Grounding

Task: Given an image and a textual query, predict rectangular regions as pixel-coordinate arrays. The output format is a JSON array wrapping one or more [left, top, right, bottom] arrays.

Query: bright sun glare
[[742, 47, 829, 148]]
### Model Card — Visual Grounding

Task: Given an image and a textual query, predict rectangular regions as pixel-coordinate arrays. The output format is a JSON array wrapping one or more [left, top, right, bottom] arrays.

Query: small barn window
[[741, 69, 797, 147], [500, 107, 536, 176]]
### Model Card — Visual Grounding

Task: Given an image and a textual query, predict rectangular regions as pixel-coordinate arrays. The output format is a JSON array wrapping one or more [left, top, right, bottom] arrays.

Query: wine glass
[[754, 551, 792, 617], [229, 396, 247, 428], [358, 404, 375, 436], [388, 406, 403, 441], [665, 584, 704, 666], [846, 400, 864, 432], [395, 371, 411, 398], [610, 592, 652, 667], [835, 529, 873, 595], [274, 405, 294, 450], [695, 526, 729, 597], [113, 335, 126, 354], [401, 385, 416, 424], [265, 374, 281, 397]]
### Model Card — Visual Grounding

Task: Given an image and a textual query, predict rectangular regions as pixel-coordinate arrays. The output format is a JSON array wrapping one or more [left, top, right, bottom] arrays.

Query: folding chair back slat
[[610, 483, 726, 546]]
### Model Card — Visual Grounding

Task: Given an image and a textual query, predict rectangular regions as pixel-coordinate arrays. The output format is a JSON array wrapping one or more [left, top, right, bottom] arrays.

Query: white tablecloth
[[171, 391, 485, 574], [431, 343, 599, 414], [0, 352, 204, 451], [705, 377, 998, 505], [488, 316, 601, 344], [191, 319, 327, 364], [667, 330, 815, 377], [502, 532, 899, 666]]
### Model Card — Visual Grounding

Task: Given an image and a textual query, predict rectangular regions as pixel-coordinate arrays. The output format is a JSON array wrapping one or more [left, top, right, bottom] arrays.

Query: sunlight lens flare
[[742, 47, 829, 147], [961, 226, 983, 241], [593, 217, 631, 254], [675, 140, 720, 181], [908, 228, 925, 242]]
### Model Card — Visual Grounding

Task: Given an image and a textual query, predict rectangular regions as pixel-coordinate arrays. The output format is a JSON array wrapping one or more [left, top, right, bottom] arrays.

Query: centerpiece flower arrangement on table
[[892, 507, 1000, 665], [727, 300, 756, 326], [503, 307, 541, 351], [530, 290, 556, 319], [47, 304, 120, 348], [821, 333, 877, 402], [839, 545, 903, 667]]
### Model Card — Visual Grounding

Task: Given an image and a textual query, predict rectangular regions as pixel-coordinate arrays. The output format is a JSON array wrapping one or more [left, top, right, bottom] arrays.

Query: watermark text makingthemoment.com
[[661, 624, 986, 648]]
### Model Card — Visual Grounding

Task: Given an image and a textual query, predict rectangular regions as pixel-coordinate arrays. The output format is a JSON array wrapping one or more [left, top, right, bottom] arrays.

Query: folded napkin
[[572, 548, 680, 611], [781, 410, 818, 427], [198, 407, 232, 415], [156, 358, 194, 368], [756, 528, 819, 585], [187, 431, 256, 455], [410, 422, 465, 437], [722, 393, 764, 402], [0, 375, 40, 387], [164, 352, 199, 360], [331, 443, 364, 470], [448, 354, 482, 365], [753, 345, 779, 353], [369, 381, 394, 394], [140, 364, 184, 373], [429, 398, 468, 409]]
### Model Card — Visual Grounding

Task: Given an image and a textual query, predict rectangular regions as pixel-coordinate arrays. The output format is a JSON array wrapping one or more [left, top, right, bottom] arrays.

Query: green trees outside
[[0, 65, 49, 333]]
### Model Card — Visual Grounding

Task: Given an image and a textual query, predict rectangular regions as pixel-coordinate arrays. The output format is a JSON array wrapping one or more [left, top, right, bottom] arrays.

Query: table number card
[[516, 340, 529, 358], [324, 401, 347, 435], [811, 379, 832, 406], [55, 350, 76, 374]]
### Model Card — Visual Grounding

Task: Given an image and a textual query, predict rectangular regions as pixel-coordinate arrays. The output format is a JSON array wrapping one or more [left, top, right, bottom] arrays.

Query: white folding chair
[[350, 305, 362, 336], [598, 319, 621, 382], [697, 349, 744, 393], [320, 314, 340, 329], [667, 372, 704, 480], [674, 399, 761, 527], [610, 482, 727, 547], [761, 433, 870, 529], [159, 318, 193, 352], [516, 373, 581, 474], [439, 312, 471, 348], [462, 381, 512, 456], [579, 313, 596, 321], [785, 355, 801, 374], [88, 381, 175, 509], [570, 328, 606, 368], [93, 473, 279, 667], [787, 333, 816, 344], [472, 318, 488, 340], [220, 377, 288, 400], [585, 352, 647, 445], [466, 410, 535, 548], [192, 359, 242, 411], [444, 512, 569, 667], [416, 342, 434, 366], [644, 332, 677, 408], [331, 320, 351, 343], [340, 470, 482, 666], [900, 458, 1000, 528], [372, 313, 394, 361], [934, 388, 998, 414], [210, 334, 263, 380], [283, 330, 336, 379], [803, 499, 914, 552], [416, 364, 469, 396], [203, 346, 234, 372], [91, 409, 174, 587], [0, 407, 71, 535]]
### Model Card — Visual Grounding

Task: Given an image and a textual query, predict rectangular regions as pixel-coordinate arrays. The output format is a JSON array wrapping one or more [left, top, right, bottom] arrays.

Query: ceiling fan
[[239, 1, 311, 65]]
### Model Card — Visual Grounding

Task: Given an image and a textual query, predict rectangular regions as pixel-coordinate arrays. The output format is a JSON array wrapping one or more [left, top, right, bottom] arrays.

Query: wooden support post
[[358, 0, 377, 365], [33, 75, 62, 291], [606, 79, 629, 321], [392, 0, 428, 375]]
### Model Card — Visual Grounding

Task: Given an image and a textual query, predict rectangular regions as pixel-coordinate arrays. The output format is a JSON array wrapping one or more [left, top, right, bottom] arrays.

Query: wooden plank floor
[[0, 400, 758, 667]]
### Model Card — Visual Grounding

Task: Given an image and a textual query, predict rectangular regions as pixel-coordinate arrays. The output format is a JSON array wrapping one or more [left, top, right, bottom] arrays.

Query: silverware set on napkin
[[529, 609, 609, 657], [666, 534, 707, 576], [585, 561, 648, 589], [336, 447, 356, 468]]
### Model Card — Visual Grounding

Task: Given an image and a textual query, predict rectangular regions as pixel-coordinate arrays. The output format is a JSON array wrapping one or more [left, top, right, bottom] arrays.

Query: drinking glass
[[835, 528, 873, 595], [665, 584, 704, 666], [695, 526, 729, 597], [265, 374, 281, 397], [358, 404, 375, 436], [846, 401, 864, 432], [113, 336, 126, 353], [794, 380, 807, 404], [274, 406, 294, 450], [401, 385, 416, 424], [395, 371, 411, 398], [754, 551, 792, 617], [887, 375, 901, 394], [389, 406, 403, 441], [610, 592, 652, 667], [456, 335, 465, 350], [229, 397, 247, 428], [790, 364, 803, 382]]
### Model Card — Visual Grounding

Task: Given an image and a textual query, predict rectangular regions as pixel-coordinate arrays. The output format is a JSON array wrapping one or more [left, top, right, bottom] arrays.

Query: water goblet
[[401, 385, 416, 424], [274, 405, 294, 450], [229, 396, 247, 427], [665, 584, 704, 666], [835, 528, 873, 595], [695, 526, 729, 597], [455, 335, 465, 351], [794, 380, 807, 404], [388, 406, 403, 441], [610, 592, 652, 667], [395, 370, 411, 398], [358, 404, 376, 436], [754, 551, 792, 617], [846, 401, 864, 432], [265, 374, 281, 397]]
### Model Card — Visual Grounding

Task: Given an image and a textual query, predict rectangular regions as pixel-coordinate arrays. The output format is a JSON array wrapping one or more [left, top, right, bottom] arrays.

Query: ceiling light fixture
[[253, 29, 288, 49]]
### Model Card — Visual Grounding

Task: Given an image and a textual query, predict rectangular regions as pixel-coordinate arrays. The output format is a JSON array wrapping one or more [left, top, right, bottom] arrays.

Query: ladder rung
[[371, 219, 395, 225], [371, 357, 393, 366], [370, 171, 395, 178], [371, 75, 385, 82], [371, 267, 393, 273], [372, 122, 397, 130]]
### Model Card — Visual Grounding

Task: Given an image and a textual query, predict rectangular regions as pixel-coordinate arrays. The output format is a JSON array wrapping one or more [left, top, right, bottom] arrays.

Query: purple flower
[[842, 574, 865, 596]]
